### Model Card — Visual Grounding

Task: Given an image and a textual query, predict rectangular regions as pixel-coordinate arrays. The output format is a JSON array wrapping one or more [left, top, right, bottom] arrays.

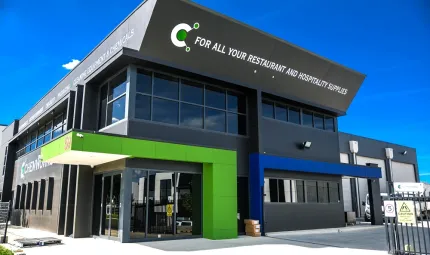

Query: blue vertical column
[[249, 153, 264, 234]]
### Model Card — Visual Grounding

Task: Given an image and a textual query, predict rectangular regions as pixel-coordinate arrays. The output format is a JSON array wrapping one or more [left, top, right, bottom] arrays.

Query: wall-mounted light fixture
[[402, 150, 407, 155], [385, 148, 394, 159], [302, 141, 312, 149]]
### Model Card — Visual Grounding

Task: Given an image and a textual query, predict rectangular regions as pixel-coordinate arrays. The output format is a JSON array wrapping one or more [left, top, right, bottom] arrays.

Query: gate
[[385, 192, 430, 254], [0, 201, 11, 243]]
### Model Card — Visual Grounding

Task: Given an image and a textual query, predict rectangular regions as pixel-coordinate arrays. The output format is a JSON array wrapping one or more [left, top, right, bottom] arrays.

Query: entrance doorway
[[92, 172, 122, 239], [129, 169, 202, 240]]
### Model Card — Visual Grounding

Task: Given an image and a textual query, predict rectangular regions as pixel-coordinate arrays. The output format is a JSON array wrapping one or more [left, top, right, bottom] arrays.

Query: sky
[[0, 0, 429, 179]]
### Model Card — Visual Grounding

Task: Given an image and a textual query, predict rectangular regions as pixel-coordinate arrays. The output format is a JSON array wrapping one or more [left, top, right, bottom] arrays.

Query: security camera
[[402, 151, 407, 155]]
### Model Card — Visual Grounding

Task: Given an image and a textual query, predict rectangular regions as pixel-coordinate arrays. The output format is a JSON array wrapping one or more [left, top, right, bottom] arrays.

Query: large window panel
[[262, 100, 274, 118], [292, 180, 305, 203], [278, 179, 292, 202], [136, 69, 152, 94], [314, 114, 324, 130], [109, 71, 127, 101], [135, 94, 151, 120], [325, 117, 335, 132], [227, 92, 246, 113], [206, 86, 226, 110], [227, 113, 246, 135], [44, 122, 52, 143], [329, 182, 340, 203], [306, 181, 318, 203], [181, 80, 203, 105], [180, 103, 203, 128], [153, 98, 179, 124], [275, 104, 287, 122], [39, 179, 46, 210], [205, 108, 226, 132], [288, 107, 301, 124], [268, 179, 278, 202], [107, 96, 126, 125], [154, 73, 179, 100], [302, 111, 313, 127], [317, 181, 329, 203]]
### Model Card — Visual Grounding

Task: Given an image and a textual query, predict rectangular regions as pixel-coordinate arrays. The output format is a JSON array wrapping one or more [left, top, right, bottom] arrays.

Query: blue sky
[[0, 0, 429, 178]]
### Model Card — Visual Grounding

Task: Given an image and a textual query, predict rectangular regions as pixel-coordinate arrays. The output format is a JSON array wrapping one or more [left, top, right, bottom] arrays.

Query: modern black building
[[0, 0, 419, 242]]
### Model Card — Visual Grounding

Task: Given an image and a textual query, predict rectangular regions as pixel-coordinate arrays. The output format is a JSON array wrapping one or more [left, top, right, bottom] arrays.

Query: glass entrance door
[[98, 173, 122, 239]]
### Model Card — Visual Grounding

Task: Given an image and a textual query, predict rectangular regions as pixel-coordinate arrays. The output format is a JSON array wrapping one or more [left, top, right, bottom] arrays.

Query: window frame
[[133, 67, 248, 136], [97, 67, 129, 129], [261, 98, 336, 132]]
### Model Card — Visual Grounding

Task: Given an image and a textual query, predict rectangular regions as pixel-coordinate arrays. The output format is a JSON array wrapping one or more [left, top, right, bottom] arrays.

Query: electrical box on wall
[[385, 148, 394, 159], [349, 141, 359, 153]]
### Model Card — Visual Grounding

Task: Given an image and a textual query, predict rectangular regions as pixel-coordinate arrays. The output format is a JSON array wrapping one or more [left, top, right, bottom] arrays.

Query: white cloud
[[419, 173, 430, 176], [62, 59, 80, 70]]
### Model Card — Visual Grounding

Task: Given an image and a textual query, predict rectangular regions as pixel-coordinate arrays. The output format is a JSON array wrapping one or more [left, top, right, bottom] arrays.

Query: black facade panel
[[261, 119, 340, 163], [265, 202, 345, 232], [81, 85, 98, 131], [264, 170, 344, 232], [128, 120, 250, 176], [339, 132, 417, 164]]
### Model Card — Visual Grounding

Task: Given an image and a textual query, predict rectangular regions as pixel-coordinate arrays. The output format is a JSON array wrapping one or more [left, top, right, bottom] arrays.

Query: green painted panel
[[154, 142, 187, 161], [41, 131, 237, 240], [122, 138, 156, 158]]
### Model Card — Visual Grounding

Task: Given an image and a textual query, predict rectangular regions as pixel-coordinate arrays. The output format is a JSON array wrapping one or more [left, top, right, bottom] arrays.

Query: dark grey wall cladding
[[10, 148, 64, 233], [1, 122, 17, 146], [339, 132, 417, 164], [261, 118, 340, 163], [264, 170, 344, 232], [265, 203, 345, 232], [128, 120, 250, 176]]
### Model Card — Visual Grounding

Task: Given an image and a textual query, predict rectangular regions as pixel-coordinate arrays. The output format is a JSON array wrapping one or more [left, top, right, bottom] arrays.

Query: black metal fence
[[385, 192, 430, 254], [0, 201, 11, 243]]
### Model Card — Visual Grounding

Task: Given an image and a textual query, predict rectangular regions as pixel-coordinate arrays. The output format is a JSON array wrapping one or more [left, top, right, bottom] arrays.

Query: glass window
[[180, 103, 203, 128], [99, 85, 108, 128], [318, 181, 329, 203], [205, 108, 226, 132], [314, 114, 324, 130], [136, 69, 152, 94], [227, 92, 246, 113], [54, 115, 63, 130], [44, 122, 52, 143], [32, 181, 38, 210], [306, 181, 318, 203], [154, 73, 179, 100], [302, 111, 313, 127], [181, 80, 203, 105], [46, 178, 54, 210], [135, 94, 151, 120], [153, 98, 178, 124], [30, 132, 37, 151], [26, 182, 32, 209], [205, 86, 226, 110], [262, 100, 274, 118], [329, 182, 340, 203], [288, 107, 300, 124], [37, 127, 45, 147], [267, 179, 279, 202], [278, 179, 292, 202], [275, 104, 287, 121], [292, 180, 305, 203], [325, 117, 335, 132], [107, 96, 126, 125], [227, 113, 246, 135], [14, 185, 21, 209], [20, 184, 26, 209], [52, 127, 62, 139], [109, 71, 127, 101]]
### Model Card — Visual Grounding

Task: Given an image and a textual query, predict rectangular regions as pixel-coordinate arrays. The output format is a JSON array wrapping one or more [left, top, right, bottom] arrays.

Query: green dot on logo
[[176, 29, 187, 41], [185, 47, 190, 52], [193, 22, 200, 29]]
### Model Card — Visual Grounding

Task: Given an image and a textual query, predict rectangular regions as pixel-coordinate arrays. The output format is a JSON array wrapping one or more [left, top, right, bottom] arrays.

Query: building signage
[[383, 200, 396, 218], [394, 182, 424, 194], [20, 154, 53, 179], [141, 0, 365, 113], [396, 201, 416, 224]]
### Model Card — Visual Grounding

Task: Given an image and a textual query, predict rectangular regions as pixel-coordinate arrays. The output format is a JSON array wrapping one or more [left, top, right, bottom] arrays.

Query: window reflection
[[180, 103, 203, 128], [314, 114, 324, 130], [137, 69, 152, 94], [205, 108, 226, 132], [153, 98, 178, 125], [205, 86, 225, 110], [262, 100, 274, 118], [181, 80, 203, 105], [302, 111, 313, 127], [154, 73, 178, 100], [107, 96, 126, 125], [275, 104, 287, 121], [136, 94, 151, 120]]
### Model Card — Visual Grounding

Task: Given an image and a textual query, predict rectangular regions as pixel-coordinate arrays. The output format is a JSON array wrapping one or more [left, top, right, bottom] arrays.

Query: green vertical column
[[203, 163, 237, 239]]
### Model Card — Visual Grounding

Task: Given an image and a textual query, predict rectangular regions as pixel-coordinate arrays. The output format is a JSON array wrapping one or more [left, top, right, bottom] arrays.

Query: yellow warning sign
[[166, 204, 173, 217], [396, 201, 416, 224]]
